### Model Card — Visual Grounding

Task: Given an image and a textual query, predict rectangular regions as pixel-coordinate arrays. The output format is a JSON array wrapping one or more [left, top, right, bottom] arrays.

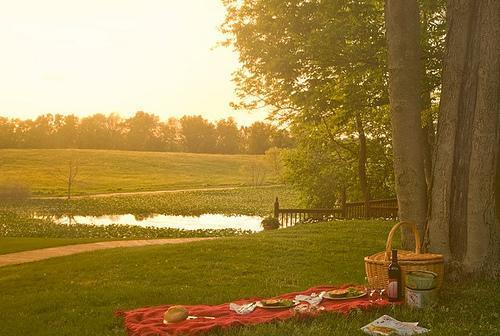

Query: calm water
[[38, 214, 264, 232]]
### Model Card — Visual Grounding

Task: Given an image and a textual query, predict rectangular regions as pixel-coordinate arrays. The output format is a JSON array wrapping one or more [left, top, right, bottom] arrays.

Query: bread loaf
[[163, 305, 189, 323]]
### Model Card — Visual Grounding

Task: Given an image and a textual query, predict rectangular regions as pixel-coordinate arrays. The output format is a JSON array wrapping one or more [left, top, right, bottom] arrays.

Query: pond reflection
[[36, 213, 264, 232]]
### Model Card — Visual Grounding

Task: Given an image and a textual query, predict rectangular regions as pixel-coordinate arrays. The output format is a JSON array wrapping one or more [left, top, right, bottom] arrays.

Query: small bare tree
[[55, 153, 84, 200], [240, 159, 268, 187], [66, 158, 79, 200]]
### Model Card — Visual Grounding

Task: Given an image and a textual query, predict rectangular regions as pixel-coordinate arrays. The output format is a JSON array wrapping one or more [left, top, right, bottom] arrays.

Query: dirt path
[[33, 184, 283, 200], [0, 237, 216, 268]]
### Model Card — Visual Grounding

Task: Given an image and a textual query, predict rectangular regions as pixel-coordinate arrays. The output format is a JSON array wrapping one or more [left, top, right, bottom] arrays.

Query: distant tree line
[[0, 112, 293, 154]]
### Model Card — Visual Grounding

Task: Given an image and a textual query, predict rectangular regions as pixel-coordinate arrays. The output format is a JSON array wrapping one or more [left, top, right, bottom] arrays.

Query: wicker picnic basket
[[364, 221, 444, 289]]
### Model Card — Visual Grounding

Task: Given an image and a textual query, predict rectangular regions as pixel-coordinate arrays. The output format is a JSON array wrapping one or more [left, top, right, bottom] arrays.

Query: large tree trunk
[[422, 91, 435, 196], [428, 0, 500, 273], [385, 0, 428, 248], [355, 113, 371, 203], [422, 123, 435, 196], [497, 145, 500, 224]]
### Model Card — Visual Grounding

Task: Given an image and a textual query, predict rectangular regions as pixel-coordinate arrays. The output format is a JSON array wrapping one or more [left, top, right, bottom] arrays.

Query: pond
[[36, 213, 264, 232]]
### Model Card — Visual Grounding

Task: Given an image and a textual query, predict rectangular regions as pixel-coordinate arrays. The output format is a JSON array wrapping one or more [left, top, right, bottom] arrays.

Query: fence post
[[274, 197, 280, 218]]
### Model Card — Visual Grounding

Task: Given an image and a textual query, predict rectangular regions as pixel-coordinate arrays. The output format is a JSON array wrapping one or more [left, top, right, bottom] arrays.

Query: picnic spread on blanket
[[117, 222, 444, 335], [117, 285, 390, 336]]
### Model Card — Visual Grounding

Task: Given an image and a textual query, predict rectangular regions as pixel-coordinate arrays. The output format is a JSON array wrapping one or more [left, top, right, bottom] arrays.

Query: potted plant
[[261, 216, 280, 230]]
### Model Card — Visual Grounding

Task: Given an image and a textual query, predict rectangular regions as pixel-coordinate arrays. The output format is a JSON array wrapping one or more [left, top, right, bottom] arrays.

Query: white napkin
[[294, 291, 325, 306], [229, 302, 257, 315]]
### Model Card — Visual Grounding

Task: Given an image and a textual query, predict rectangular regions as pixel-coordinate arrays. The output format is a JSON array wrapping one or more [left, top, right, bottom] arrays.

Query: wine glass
[[367, 276, 385, 302], [378, 288, 386, 301], [364, 277, 377, 302]]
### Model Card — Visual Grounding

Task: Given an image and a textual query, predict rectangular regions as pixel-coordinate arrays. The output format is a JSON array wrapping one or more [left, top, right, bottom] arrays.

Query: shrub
[[261, 216, 280, 230], [0, 183, 31, 203], [239, 160, 268, 186]]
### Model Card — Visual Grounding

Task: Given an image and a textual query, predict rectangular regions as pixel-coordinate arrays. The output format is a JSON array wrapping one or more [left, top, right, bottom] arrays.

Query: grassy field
[[0, 220, 498, 336], [0, 149, 275, 196], [0, 150, 301, 244]]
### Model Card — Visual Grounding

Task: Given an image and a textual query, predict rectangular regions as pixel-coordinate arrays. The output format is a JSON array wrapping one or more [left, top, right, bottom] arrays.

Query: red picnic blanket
[[116, 285, 391, 336]]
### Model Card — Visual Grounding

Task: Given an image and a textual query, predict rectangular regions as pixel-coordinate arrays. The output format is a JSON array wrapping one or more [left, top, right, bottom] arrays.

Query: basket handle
[[385, 221, 421, 260]]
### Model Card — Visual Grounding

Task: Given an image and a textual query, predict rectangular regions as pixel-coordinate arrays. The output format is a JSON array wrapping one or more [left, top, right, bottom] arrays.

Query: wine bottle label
[[387, 280, 398, 298]]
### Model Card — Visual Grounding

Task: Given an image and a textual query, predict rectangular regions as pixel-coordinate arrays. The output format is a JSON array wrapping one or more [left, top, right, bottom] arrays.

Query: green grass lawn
[[0, 149, 276, 196], [0, 237, 108, 254], [0, 220, 498, 335]]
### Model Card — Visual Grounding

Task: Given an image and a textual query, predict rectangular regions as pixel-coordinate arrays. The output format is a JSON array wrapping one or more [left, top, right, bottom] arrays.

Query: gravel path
[[0, 237, 216, 268], [32, 184, 283, 199]]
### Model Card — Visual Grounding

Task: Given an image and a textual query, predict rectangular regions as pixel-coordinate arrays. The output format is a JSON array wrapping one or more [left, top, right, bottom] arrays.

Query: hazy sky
[[0, 0, 267, 125]]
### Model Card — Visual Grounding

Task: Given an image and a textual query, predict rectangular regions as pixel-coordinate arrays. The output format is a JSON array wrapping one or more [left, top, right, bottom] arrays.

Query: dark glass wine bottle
[[387, 249, 402, 302]]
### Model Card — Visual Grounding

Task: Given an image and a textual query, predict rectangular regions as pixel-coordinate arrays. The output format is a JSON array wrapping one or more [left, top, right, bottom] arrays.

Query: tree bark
[[385, 0, 428, 248], [355, 113, 371, 203], [66, 159, 79, 201], [422, 126, 435, 201], [422, 93, 435, 195], [428, 0, 500, 272], [497, 144, 500, 224]]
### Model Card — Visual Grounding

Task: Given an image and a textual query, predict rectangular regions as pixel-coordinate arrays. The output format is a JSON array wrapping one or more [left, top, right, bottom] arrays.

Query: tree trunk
[[428, 0, 500, 273], [422, 91, 435, 196], [385, 0, 428, 249], [66, 159, 78, 201], [421, 8, 437, 197], [67, 161, 73, 201], [355, 113, 371, 203], [67, 177, 72, 200], [497, 145, 500, 224]]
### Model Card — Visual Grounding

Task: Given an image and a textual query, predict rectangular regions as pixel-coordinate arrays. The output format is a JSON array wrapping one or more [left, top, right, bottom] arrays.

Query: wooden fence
[[273, 197, 398, 227]]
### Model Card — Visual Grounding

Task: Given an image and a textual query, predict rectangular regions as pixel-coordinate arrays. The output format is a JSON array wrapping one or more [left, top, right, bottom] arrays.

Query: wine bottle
[[387, 249, 402, 302]]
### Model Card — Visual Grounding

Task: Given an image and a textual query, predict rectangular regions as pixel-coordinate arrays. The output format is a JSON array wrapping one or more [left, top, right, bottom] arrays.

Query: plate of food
[[323, 287, 367, 300], [256, 299, 299, 309]]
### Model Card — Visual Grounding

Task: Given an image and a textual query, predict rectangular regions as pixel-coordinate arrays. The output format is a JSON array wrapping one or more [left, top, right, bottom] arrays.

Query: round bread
[[163, 305, 189, 323]]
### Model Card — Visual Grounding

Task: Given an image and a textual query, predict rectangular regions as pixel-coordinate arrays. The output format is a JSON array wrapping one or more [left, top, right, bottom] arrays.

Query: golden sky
[[0, 0, 266, 125]]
